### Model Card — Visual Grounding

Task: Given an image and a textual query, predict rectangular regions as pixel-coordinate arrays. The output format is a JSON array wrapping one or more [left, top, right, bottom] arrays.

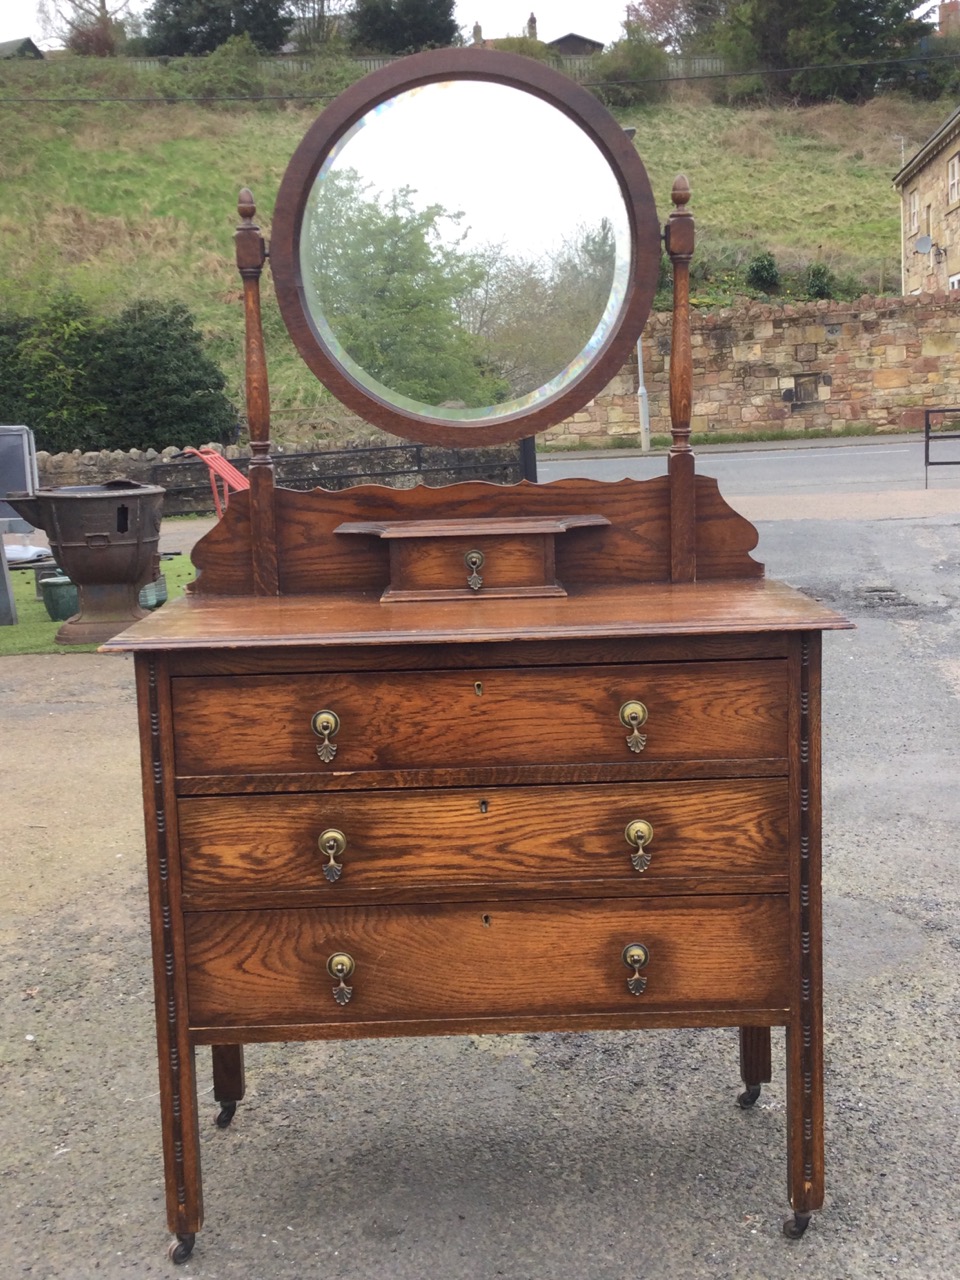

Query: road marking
[[724, 447, 912, 462]]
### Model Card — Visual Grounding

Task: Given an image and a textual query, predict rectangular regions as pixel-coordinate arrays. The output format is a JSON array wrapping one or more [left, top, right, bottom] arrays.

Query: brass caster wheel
[[737, 1084, 762, 1109], [215, 1101, 237, 1128], [167, 1232, 196, 1263], [782, 1212, 811, 1240]]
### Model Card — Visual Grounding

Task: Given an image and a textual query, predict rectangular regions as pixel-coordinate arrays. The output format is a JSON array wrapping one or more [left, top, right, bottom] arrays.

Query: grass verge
[[0, 553, 197, 657]]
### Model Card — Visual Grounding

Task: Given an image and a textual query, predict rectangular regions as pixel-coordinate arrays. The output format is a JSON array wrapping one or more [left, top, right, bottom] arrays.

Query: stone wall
[[543, 293, 960, 446], [32, 294, 959, 471]]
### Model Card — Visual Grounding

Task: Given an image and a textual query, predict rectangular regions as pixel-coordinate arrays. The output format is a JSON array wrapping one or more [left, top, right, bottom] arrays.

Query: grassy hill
[[0, 57, 953, 438]]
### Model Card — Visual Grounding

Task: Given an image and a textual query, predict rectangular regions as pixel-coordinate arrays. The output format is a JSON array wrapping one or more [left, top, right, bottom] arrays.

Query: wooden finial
[[238, 187, 256, 224], [666, 173, 695, 582]]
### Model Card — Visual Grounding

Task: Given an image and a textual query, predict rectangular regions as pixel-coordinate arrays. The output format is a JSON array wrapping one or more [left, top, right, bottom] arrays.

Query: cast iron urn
[[6, 480, 165, 644]]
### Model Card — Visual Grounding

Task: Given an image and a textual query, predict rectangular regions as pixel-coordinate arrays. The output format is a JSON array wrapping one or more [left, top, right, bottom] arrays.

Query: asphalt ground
[[2, 474, 959, 1279]]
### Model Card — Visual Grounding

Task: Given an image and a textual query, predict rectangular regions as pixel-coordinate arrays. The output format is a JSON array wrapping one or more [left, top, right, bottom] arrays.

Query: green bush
[[590, 30, 669, 108], [746, 251, 781, 293], [490, 37, 558, 63], [803, 262, 835, 299], [0, 294, 237, 453]]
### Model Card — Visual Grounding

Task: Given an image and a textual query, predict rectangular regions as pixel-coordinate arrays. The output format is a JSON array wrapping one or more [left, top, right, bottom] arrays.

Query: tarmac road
[[1, 485, 959, 1279]]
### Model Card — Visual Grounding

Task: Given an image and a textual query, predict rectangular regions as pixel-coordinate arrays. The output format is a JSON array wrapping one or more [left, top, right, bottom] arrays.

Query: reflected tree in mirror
[[303, 168, 509, 408]]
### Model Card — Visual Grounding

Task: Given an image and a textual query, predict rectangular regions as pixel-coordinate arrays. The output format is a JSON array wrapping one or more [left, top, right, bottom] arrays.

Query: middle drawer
[[178, 779, 789, 898]]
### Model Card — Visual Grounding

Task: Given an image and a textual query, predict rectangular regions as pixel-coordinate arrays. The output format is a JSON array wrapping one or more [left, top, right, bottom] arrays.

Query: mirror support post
[[665, 175, 696, 584], [236, 187, 279, 595]]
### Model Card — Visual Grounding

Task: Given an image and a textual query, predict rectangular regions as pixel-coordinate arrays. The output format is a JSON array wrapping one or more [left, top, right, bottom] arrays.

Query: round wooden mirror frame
[[270, 48, 662, 449]]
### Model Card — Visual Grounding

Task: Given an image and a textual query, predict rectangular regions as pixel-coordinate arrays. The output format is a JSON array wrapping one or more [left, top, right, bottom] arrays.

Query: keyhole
[[474, 682, 483, 696], [481, 914, 492, 927], [479, 799, 488, 814]]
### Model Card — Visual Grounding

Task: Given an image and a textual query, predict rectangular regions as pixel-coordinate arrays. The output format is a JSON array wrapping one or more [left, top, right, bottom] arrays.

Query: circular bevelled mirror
[[270, 49, 661, 448]]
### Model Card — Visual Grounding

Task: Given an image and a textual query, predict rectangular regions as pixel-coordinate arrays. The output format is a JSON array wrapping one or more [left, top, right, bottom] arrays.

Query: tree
[[38, 0, 134, 56], [143, 0, 293, 56], [287, 0, 350, 48], [625, 0, 731, 53], [589, 20, 670, 106], [718, 0, 934, 101], [303, 169, 507, 407], [350, 0, 458, 55], [0, 294, 236, 453], [457, 220, 619, 398]]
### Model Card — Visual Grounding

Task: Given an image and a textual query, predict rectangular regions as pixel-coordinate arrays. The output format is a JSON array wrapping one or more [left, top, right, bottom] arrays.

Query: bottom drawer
[[185, 896, 789, 1028]]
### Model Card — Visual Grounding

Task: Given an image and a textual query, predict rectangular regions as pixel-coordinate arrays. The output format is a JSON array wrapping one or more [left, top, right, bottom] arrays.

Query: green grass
[[0, 554, 197, 657]]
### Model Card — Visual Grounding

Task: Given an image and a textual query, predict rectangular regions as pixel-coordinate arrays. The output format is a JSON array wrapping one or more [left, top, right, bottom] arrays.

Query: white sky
[[0, 1, 628, 51], [454, 2, 626, 46], [319, 79, 627, 258]]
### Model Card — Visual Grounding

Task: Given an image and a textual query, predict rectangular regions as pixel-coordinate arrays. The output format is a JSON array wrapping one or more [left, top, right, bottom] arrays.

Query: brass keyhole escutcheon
[[326, 951, 355, 1005], [624, 819, 654, 873], [465, 549, 485, 591], [311, 709, 340, 762], [318, 828, 346, 883], [618, 700, 648, 753], [622, 942, 650, 995]]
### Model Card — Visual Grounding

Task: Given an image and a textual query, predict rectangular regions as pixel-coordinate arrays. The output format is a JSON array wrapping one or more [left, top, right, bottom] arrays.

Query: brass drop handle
[[624, 819, 654, 873], [318, 828, 346, 883], [619, 700, 648, 753], [465, 549, 484, 591], [326, 952, 355, 1005], [311, 709, 340, 762], [622, 942, 650, 995]]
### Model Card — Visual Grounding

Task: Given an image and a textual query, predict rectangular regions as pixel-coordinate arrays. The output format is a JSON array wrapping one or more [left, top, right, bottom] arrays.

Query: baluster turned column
[[665, 176, 696, 583], [235, 188, 279, 595]]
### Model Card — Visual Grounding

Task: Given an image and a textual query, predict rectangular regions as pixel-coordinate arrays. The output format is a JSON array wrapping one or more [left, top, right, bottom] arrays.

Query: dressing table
[[104, 49, 850, 1262]]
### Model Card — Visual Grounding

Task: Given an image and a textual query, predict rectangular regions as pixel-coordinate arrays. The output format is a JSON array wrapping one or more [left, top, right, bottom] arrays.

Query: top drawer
[[172, 661, 788, 780]]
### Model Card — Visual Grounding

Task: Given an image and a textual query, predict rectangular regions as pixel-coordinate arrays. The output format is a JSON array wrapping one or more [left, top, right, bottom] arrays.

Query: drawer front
[[172, 661, 787, 778], [185, 895, 790, 1027], [178, 779, 789, 895]]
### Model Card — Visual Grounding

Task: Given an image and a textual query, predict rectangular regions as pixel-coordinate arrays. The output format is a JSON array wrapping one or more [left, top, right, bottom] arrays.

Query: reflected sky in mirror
[[300, 79, 631, 423]]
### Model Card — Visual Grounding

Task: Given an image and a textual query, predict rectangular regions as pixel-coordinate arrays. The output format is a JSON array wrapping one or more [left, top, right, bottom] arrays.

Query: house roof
[[893, 103, 960, 188], [546, 33, 604, 52], [0, 37, 44, 59]]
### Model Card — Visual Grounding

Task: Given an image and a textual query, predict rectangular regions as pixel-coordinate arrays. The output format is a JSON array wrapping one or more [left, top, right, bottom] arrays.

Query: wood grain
[[182, 475, 764, 598], [184, 895, 790, 1026], [107, 578, 850, 654]]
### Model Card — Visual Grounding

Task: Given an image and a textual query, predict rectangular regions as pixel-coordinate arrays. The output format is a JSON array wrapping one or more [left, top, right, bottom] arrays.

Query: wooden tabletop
[[102, 579, 852, 652]]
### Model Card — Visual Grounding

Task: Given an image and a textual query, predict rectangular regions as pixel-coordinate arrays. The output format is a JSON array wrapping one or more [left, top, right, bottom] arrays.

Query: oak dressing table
[[104, 49, 850, 1263]]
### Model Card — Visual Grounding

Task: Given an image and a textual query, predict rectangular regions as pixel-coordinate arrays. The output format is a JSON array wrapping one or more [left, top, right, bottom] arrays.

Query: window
[[950, 273, 960, 290], [950, 153, 960, 204], [909, 188, 919, 234]]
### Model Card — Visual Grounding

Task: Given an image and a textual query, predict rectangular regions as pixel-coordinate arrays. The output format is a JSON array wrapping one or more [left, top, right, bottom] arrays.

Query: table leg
[[737, 1025, 772, 1108], [212, 1044, 245, 1128]]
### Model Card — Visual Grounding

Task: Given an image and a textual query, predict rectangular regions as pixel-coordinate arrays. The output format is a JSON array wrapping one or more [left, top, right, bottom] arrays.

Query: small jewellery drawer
[[178, 779, 789, 896], [171, 661, 788, 778], [184, 895, 790, 1028]]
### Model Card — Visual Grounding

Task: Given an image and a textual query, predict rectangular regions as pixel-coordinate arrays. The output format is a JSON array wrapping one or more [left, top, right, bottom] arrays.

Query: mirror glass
[[298, 79, 632, 424]]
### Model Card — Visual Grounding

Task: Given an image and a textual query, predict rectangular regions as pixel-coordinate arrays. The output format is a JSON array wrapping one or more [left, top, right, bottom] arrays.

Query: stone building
[[893, 105, 960, 294]]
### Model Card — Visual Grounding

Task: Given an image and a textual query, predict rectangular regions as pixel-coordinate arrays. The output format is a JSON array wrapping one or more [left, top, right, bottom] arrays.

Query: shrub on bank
[[0, 293, 237, 453]]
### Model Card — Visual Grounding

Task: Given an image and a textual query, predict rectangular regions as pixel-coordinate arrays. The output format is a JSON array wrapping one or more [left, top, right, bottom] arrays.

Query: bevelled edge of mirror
[[270, 47, 661, 449]]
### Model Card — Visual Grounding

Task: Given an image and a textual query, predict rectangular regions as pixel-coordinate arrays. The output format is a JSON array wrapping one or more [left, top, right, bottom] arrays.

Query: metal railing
[[923, 407, 960, 488], [151, 439, 536, 515]]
